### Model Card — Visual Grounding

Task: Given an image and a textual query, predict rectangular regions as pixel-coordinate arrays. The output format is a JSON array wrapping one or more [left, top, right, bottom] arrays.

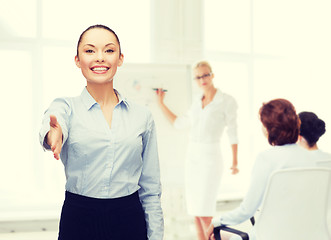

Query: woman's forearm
[[158, 102, 177, 124]]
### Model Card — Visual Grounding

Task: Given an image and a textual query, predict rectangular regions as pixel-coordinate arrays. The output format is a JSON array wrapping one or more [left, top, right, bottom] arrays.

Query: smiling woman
[[0, 0, 152, 234], [39, 25, 163, 240]]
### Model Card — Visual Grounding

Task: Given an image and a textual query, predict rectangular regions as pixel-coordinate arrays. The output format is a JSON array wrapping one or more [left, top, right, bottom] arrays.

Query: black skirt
[[58, 191, 147, 240]]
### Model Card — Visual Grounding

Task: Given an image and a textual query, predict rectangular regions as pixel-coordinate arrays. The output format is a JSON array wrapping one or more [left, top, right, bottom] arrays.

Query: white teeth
[[92, 67, 108, 71]]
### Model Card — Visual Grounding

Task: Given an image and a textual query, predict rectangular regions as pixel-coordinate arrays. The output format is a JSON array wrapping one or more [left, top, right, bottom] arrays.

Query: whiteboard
[[115, 63, 192, 186]]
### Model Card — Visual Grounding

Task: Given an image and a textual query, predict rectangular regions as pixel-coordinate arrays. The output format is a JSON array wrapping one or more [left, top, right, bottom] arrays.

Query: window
[[0, 0, 37, 38], [204, 0, 251, 53], [0, 50, 35, 196]]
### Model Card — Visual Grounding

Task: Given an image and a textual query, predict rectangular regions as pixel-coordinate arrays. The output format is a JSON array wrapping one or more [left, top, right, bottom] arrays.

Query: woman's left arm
[[225, 96, 239, 174], [138, 113, 164, 240], [231, 144, 239, 174], [212, 154, 271, 227]]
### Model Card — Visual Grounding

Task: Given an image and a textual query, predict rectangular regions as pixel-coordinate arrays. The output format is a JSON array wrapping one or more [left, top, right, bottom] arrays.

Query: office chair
[[317, 159, 331, 168], [214, 168, 331, 240]]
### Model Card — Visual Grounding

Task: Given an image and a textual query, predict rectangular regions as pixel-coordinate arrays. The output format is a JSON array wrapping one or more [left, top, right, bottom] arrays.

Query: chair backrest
[[317, 160, 331, 168], [255, 168, 331, 240]]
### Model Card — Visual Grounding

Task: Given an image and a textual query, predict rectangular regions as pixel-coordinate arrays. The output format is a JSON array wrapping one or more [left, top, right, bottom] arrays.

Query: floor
[[0, 188, 251, 240]]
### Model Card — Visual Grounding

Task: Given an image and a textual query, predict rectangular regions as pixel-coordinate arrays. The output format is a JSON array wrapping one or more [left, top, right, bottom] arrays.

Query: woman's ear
[[262, 125, 268, 138], [297, 135, 304, 144], [74, 55, 81, 68], [297, 135, 306, 148], [118, 53, 124, 67]]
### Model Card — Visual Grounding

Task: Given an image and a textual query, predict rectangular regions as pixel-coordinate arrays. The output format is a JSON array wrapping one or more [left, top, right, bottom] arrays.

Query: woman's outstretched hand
[[47, 115, 63, 160]]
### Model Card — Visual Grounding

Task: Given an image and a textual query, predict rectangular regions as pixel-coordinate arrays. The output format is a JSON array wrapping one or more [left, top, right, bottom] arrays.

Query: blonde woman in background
[[156, 61, 239, 240]]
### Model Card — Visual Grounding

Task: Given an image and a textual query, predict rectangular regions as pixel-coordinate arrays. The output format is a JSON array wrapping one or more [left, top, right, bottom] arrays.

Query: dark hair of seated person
[[298, 111, 326, 148], [259, 98, 300, 146]]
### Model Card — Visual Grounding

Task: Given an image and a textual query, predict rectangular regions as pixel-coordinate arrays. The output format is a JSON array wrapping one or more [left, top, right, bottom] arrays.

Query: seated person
[[298, 111, 331, 166], [207, 99, 317, 240]]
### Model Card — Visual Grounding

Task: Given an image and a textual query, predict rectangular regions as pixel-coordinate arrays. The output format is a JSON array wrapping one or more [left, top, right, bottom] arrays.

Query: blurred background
[[0, 0, 331, 239]]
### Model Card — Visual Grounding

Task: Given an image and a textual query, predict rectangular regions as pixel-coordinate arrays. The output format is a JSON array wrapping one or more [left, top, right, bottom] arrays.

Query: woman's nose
[[96, 51, 105, 62]]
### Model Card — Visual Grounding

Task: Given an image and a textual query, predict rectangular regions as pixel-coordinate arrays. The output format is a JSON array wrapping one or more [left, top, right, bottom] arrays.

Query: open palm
[[47, 115, 63, 160]]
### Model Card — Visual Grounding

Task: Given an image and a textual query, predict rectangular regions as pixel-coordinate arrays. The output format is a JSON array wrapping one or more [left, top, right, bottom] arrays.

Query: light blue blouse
[[39, 87, 163, 239]]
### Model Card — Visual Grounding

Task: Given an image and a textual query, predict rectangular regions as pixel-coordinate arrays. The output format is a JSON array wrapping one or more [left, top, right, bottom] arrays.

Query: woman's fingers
[[51, 142, 61, 160], [155, 88, 165, 104], [50, 139, 61, 160], [48, 115, 63, 160], [231, 166, 239, 175], [53, 152, 60, 160]]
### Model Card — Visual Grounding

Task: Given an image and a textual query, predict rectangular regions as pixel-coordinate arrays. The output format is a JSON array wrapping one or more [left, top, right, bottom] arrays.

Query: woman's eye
[[85, 49, 94, 53], [106, 49, 114, 53]]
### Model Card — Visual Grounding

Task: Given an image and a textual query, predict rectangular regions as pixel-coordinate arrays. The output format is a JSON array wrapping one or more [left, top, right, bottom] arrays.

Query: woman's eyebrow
[[105, 43, 115, 47], [83, 43, 115, 47], [83, 44, 95, 48]]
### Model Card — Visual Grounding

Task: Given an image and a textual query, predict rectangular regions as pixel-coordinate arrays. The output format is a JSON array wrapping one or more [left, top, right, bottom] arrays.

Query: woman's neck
[[298, 137, 319, 151], [86, 82, 118, 107], [201, 86, 217, 108], [202, 86, 217, 101]]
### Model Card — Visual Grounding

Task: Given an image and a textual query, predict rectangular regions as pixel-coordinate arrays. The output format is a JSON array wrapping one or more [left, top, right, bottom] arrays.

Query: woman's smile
[[90, 65, 110, 74]]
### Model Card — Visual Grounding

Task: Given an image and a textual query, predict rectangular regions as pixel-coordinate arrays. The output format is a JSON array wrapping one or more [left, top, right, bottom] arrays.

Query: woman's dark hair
[[259, 98, 300, 146], [298, 111, 326, 147], [76, 24, 121, 58]]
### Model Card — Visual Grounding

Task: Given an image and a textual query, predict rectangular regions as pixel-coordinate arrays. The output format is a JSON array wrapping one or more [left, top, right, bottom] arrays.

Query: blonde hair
[[193, 61, 213, 72]]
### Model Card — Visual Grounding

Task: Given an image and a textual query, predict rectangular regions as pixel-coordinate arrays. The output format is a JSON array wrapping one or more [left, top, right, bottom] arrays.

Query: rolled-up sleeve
[[224, 96, 238, 144], [39, 98, 71, 151], [138, 112, 164, 240]]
